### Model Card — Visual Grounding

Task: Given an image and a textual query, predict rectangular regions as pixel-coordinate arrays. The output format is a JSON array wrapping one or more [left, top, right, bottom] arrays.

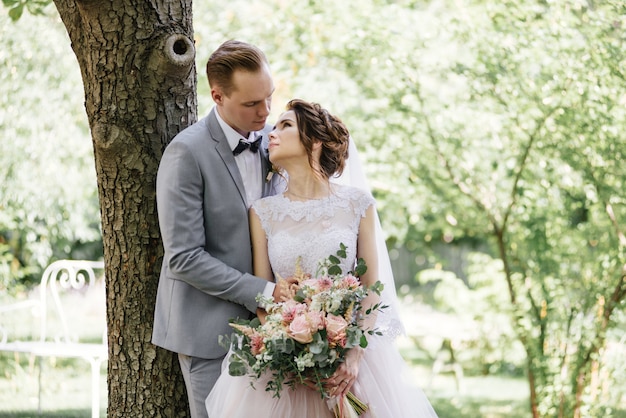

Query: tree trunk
[[52, 1, 196, 415], [526, 374, 536, 418]]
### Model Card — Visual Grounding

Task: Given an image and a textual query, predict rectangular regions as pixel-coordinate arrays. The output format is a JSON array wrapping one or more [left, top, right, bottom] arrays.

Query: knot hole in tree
[[164, 34, 195, 73], [173, 39, 188, 55]]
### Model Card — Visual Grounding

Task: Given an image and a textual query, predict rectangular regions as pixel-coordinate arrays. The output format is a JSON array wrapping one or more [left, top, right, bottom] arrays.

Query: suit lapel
[[206, 110, 248, 206]]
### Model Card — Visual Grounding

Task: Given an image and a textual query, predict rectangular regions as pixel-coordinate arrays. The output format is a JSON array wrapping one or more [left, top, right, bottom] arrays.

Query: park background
[[0, 0, 625, 417]]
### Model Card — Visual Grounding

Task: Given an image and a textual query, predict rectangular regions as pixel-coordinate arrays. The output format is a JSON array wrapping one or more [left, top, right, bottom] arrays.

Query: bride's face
[[268, 110, 307, 166]]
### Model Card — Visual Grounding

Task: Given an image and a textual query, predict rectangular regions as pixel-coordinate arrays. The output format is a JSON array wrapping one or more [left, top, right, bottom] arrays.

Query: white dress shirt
[[214, 108, 263, 208]]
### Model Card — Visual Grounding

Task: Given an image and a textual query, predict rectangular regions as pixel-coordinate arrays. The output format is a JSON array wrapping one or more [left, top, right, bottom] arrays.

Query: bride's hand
[[325, 347, 364, 398], [273, 276, 299, 302]]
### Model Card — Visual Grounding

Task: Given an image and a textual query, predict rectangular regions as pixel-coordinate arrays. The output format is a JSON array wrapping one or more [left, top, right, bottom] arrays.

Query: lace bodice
[[252, 185, 374, 279]]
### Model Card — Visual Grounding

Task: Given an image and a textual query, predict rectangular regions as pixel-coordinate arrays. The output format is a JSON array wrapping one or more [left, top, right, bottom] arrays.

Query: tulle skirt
[[205, 336, 438, 418]]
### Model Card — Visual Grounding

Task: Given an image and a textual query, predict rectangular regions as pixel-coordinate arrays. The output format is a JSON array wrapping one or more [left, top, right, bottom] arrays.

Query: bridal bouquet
[[220, 244, 385, 417]]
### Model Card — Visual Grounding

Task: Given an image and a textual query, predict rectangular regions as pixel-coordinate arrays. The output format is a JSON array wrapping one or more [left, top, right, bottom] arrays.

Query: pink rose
[[288, 315, 314, 344], [325, 314, 348, 347], [288, 310, 326, 344]]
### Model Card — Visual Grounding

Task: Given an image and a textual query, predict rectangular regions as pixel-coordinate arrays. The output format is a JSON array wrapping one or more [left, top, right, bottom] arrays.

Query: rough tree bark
[[52, 1, 196, 415]]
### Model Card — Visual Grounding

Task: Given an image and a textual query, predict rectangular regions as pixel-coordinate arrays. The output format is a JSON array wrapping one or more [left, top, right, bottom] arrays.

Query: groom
[[152, 40, 284, 418]]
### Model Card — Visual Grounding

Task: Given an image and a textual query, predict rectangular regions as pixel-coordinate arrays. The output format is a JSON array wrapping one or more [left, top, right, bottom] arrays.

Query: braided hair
[[285, 99, 350, 180]]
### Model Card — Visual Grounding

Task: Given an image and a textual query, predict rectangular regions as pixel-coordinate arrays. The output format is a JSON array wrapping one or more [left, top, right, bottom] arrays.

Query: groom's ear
[[211, 87, 224, 105]]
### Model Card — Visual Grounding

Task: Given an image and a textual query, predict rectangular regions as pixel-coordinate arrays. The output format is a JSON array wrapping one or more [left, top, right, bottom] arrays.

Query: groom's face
[[212, 64, 274, 137]]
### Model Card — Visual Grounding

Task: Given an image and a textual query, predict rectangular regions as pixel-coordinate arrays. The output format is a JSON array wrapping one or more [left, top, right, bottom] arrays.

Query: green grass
[[0, 354, 107, 418], [0, 282, 107, 417], [406, 360, 529, 418], [431, 398, 528, 418], [0, 410, 95, 418], [427, 376, 529, 418]]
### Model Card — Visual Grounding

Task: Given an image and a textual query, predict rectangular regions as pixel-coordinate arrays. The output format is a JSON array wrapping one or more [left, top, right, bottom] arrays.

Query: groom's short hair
[[206, 40, 268, 97]]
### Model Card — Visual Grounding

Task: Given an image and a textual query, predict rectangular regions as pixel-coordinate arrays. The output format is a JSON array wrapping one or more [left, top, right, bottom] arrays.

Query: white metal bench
[[0, 260, 107, 418]]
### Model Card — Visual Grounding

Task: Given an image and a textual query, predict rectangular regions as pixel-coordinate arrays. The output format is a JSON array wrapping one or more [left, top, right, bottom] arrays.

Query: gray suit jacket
[[152, 109, 282, 359]]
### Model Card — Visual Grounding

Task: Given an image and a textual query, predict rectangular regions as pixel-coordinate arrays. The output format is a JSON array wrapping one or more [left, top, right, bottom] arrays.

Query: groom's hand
[[256, 308, 268, 324]]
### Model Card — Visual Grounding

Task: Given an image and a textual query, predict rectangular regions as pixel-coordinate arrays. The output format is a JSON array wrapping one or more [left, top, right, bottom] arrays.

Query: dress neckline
[[281, 184, 339, 203]]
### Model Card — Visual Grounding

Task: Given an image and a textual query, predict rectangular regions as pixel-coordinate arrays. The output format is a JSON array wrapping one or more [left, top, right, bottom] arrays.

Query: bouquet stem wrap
[[328, 391, 370, 417]]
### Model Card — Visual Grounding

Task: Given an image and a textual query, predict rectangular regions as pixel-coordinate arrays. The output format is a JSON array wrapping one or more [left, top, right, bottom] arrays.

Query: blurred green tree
[[334, 1, 626, 416], [0, 9, 101, 293]]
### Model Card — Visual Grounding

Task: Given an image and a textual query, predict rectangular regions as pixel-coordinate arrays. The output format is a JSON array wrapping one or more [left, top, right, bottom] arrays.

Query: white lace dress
[[205, 185, 438, 418]]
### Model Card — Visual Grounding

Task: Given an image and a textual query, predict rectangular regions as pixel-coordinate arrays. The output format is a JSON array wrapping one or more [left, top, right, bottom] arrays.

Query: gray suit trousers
[[178, 354, 223, 418]]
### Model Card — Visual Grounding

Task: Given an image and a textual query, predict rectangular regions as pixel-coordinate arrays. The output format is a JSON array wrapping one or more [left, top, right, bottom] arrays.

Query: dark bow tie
[[232, 135, 262, 156]]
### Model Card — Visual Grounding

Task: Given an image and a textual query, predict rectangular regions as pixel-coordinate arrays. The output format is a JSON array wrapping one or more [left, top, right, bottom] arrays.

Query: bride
[[205, 99, 438, 417]]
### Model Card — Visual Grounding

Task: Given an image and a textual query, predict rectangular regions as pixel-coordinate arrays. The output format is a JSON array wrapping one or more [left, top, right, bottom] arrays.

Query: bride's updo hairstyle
[[286, 99, 350, 180]]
